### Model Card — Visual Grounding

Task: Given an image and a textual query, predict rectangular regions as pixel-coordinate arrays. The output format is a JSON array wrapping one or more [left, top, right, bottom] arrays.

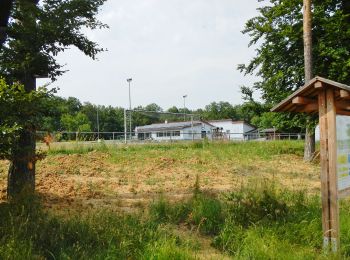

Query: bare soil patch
[[0, 144, 320, 213]]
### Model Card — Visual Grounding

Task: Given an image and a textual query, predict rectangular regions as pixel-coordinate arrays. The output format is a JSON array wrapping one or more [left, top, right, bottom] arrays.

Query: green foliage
[[0, 0, 107, 81], [60, 112, 91, 133], [0, 78, 54, 160], [251, 111, 308, 132], [239, 0, 350, 130], [201, 101, 238, 120]]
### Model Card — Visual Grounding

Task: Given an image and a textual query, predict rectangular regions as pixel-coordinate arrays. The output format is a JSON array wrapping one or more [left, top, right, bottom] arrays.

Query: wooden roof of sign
[[271, 76, 350, 115]]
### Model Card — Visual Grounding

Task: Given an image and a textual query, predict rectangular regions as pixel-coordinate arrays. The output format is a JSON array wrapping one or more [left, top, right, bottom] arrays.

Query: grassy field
[[1, 140, 350, 258]]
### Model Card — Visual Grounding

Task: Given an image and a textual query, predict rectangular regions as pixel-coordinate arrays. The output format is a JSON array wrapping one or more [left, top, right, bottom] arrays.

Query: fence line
[[36, 131, 306, 144]]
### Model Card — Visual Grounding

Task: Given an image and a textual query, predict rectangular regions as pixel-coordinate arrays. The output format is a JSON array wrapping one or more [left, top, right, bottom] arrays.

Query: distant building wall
[[209, 120, 256, 140], [143, 122, 213, 141], [315, 125, 320, 142]]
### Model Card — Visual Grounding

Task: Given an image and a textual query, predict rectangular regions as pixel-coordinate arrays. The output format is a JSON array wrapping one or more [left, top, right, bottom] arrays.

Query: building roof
[[135, 120, 214, 132], [208, 119, 233, 123], [260, 128, 279, 133], [271, 76, 350, 114]]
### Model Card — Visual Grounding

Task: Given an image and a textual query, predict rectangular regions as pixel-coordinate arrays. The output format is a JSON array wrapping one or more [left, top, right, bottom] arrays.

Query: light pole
[[127, 78, 132, 140], [183, 95, 187, 121], [97, 106, 100, 141]]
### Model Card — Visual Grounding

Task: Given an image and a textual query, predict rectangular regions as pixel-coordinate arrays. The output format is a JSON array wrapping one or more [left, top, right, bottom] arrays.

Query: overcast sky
[[38, 0, 263, 110]]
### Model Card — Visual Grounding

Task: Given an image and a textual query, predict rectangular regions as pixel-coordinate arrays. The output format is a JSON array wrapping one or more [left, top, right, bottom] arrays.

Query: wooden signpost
[[272, 76, 350, 252]]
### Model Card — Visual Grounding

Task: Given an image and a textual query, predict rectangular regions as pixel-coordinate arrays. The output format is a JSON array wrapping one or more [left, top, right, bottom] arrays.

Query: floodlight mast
[[97, 106, 100, 141], [127, 78, 132, 140], [183, 95, 187, 121]]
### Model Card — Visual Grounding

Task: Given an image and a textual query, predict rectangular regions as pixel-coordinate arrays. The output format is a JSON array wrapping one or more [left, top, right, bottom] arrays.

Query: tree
[[60, 112, 91, 133], [201, 102, 237, 120], [167, 106, 180, 113], [145, 103, 163, 112], [239, 0, 350, 149], [303, 0, 315, 161], [0, 79, 54, 195], [0, 0, 107, 197], [237, 86, 269, 122]]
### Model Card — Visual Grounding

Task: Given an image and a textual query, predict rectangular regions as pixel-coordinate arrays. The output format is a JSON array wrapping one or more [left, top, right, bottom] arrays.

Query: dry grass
[[0, 141, 320, 214]]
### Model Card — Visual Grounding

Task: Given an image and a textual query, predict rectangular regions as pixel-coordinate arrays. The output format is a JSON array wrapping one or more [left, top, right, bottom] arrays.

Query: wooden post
[[319, 87, 339, 252], [318, 89, 330, 249], [326, 88, 339, 252]]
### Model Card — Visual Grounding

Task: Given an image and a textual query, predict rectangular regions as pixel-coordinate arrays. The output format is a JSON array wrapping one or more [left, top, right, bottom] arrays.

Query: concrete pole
[[97, 106, 100, 141], [183, 95, 187, 121], [124, 108, 127, 144], [191, 115, 194, 141], [128, 79, 132, 140]]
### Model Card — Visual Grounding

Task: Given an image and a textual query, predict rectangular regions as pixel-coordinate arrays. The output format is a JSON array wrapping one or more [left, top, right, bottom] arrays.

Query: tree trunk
[[304, 125, 316, 161], [303, 0, 313, 82], [303, 0, 315, 162], [7, 75, 36, 199]]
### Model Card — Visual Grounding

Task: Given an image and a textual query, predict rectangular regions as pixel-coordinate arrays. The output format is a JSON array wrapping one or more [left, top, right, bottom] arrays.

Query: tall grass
[[3, 140, 334, 258], [3, 182, 350, 258], [0, 196, 195, 259], [148, 181, 350, 259], [47, 140, 306, 158]]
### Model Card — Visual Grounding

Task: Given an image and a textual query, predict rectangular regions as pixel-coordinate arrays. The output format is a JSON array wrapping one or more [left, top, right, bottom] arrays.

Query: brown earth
[[0, 150, 320, 214]]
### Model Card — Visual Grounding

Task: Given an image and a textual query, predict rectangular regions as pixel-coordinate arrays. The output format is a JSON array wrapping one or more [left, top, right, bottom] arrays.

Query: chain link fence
[[36, 131, 305, 145]]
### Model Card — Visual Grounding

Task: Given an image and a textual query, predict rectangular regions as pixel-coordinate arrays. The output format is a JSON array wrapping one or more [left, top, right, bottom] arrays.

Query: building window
[[156, 131, 180, 137], [172, 131, 180, 136]]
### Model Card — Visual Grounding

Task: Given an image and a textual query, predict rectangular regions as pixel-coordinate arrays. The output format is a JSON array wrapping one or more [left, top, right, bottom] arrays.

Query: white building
[[208, 119, 256, 140], [135, 120, 214, 141]]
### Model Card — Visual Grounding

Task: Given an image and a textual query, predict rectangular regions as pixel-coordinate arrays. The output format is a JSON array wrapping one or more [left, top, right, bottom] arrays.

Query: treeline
[[41, 95, 304, 133]]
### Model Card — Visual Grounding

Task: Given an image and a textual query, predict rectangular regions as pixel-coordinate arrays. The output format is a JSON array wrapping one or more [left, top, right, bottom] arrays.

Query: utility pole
[[96, 106, 100, 141], [127, 78, 132, 140], [124, 108, 127, 144], [183, 95, 187, 121], [303, 0, 315, 161]]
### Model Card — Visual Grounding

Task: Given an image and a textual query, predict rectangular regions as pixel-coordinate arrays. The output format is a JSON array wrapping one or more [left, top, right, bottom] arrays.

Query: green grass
[[0, 196, 196, 259], [3, 182, 350, 259], [47, 140, 304, 156], [148, 182, 350, 259], [2, 140, 337, 259]]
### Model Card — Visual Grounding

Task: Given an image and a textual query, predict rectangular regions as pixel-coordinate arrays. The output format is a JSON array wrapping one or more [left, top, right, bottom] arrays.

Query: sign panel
[[336, 116, 350, 195]]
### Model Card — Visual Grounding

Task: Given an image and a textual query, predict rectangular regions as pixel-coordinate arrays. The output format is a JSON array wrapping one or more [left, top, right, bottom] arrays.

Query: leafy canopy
[[0, 78, 54, 160], [238, 0, 350, 130], [0, 0, 107, 82]]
